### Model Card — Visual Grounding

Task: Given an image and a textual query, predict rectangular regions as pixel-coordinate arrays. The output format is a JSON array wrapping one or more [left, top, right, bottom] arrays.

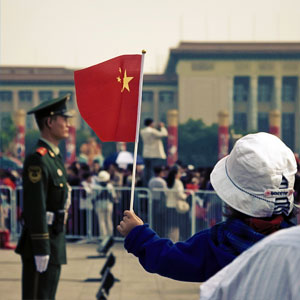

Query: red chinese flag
[[74, 54, 142, 142]]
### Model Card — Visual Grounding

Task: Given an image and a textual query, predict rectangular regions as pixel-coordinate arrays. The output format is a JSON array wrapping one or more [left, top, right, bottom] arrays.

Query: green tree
[[178, 119, 219, 168], [0, 115, 16, 153]]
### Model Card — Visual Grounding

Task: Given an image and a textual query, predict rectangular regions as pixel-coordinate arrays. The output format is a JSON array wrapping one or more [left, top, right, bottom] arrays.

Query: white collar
[[40, 138, 60, 155]]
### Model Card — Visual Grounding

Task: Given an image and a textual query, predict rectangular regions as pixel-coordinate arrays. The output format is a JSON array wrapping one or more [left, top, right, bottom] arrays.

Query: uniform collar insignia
[[49, 150, 55, 158]]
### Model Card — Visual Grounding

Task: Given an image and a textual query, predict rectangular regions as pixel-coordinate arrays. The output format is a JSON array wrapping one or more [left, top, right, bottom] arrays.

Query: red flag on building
[[74, 55, 142, 142]]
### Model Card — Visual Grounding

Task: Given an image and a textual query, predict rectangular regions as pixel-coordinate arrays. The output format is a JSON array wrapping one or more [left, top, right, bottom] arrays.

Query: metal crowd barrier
[[3, 184, 300, 243], [1, 185, 224, 242], [0, 185, 17, 236], [149, 188, 224, 241]]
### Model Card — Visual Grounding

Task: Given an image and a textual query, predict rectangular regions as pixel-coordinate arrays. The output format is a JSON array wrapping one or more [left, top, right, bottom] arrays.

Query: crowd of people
[[0, 133, 300, 299], [1, 138, 300, 239], [64, 157, 216, 240], [117, 132, 300, 298], [3, 97, 300, 299], [0, 145, 219, 248]]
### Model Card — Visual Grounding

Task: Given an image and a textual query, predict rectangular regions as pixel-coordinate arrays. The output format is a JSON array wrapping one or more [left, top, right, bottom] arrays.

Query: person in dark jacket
[[15, 95, 73, 299], [117, 132, 298, 282]]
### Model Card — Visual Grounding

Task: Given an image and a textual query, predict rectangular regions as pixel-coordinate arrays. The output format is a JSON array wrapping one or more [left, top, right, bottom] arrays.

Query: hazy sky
[[1, 0, 300, 73]]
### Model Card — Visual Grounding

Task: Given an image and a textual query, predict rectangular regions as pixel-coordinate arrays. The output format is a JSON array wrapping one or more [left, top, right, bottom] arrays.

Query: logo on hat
[[264, 188, 294, 197]]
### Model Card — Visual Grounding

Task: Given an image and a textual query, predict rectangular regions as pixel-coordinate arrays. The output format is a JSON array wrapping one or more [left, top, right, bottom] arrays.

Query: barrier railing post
[[9, 185, 231, 242], [86, 192, 93, 241], [191, 192, 196, 236], [10, 188, 17, 240], [148, 190, 153, 228]]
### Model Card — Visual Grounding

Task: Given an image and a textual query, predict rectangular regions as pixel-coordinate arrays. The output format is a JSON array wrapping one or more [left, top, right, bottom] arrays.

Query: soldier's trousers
[[22, 258, 61, 300]]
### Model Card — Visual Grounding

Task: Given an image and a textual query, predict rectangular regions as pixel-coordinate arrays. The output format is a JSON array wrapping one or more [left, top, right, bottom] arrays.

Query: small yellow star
[[116, 76, 121, 83], [121, 70, 134, 92]]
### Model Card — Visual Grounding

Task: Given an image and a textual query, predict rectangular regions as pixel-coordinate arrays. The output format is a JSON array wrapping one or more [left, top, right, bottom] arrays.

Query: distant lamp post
[[218, 110, 229, 160], [230, 129, 243, 147], [269, 109, 281, 138], [167, 109, 178, 166], [65, 109, 77, 165], [14, 109, 26, 161]]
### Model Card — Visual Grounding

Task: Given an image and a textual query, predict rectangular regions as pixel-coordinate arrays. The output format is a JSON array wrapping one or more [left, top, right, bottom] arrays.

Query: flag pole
[[129, 50, 146, 211]]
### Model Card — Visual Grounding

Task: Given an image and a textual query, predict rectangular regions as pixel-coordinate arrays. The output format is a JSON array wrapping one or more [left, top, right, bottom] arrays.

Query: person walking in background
[[140, 118, 168, 186], [148, 166, 167, 236], [117, 133, 297, 282], [165, 166, 189, 242], [95, 170, 116, 238], [15, 95, 72, 300]]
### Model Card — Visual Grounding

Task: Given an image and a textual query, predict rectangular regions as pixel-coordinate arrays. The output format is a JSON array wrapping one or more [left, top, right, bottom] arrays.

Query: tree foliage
[[0, 115, 17, 153], [178, 119, 219, 168]]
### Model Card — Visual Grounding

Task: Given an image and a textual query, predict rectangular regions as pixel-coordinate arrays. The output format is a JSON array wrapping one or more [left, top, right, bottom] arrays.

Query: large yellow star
[[121, 70, 134, 92]]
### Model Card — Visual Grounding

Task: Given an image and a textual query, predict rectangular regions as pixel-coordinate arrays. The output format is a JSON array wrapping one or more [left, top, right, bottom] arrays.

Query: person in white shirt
[[140, 118, 168, 186], [94, 170, 116, 238], [148, 166, 167, 236], [165, 166, 188, 242], [200, 225, 300, 300]]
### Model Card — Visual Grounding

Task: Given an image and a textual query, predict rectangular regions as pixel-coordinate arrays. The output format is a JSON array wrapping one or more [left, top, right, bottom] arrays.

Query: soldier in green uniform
[[15, 94, 73, 300]]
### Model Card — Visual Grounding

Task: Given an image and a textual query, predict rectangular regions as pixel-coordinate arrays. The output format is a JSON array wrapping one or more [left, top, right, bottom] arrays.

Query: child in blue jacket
[[117, 133, 297, 282]]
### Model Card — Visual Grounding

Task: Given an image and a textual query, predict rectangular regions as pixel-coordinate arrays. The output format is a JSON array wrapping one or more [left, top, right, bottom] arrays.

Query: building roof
[[166, 42, 300, 73], [143, 74, 177, 86], [0, 66, 75, 84], [0, 66, 177, 86]]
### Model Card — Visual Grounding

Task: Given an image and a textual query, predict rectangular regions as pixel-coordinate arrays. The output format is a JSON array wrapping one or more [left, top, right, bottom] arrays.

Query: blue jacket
[[124, 218, 293, 282]]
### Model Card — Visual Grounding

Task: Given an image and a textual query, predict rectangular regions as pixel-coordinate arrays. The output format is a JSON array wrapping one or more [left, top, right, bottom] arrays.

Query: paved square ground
[[0, 241, 200, 300]]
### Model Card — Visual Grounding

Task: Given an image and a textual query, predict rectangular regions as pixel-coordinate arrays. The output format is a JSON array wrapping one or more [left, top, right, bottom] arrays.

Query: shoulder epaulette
[[36, 147, 48, 156]]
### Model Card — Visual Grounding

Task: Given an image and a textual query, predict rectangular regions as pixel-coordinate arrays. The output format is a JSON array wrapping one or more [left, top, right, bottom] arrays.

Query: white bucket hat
[[98, 170, 110, 182], [210, 132, 297, 217]]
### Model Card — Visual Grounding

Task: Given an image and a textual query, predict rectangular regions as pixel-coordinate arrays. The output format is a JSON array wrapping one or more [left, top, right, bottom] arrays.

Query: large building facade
[[166, 42, 300, 153], [1, 42, 300, 153]]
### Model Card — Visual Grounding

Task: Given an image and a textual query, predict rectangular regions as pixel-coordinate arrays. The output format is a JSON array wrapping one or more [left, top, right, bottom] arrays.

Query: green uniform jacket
[[16, 140, 68, 265]]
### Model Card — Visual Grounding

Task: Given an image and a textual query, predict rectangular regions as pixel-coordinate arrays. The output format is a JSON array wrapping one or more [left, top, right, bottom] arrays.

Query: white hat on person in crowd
[[210, 132, 297, 217], [98, 170, 110, 182]]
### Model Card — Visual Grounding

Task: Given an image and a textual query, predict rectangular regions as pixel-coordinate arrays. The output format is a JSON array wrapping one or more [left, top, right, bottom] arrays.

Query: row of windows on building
[[0, 89, 175, 131], [234, 112, 295, 149], [0, 90, 175, 103], [0, 90, 74, 102], [0, 76, 297, 104], [234, 76, 298, 102], [142, 91, 175, 103]]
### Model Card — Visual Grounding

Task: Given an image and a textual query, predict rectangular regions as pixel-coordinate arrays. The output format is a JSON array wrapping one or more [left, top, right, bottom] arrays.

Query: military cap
[[27, 94, 73, 119]]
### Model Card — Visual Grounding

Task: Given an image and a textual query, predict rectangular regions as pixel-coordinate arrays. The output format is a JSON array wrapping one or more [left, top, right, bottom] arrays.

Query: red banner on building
[[218, 110, 229, 160], [167, 110, 178, 166], [14, 110, 26, 161], [218, 126, 229, 160], [269, 109, 281, 138], [15, 125, 25, 161], [167, 125, 178, 166]]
